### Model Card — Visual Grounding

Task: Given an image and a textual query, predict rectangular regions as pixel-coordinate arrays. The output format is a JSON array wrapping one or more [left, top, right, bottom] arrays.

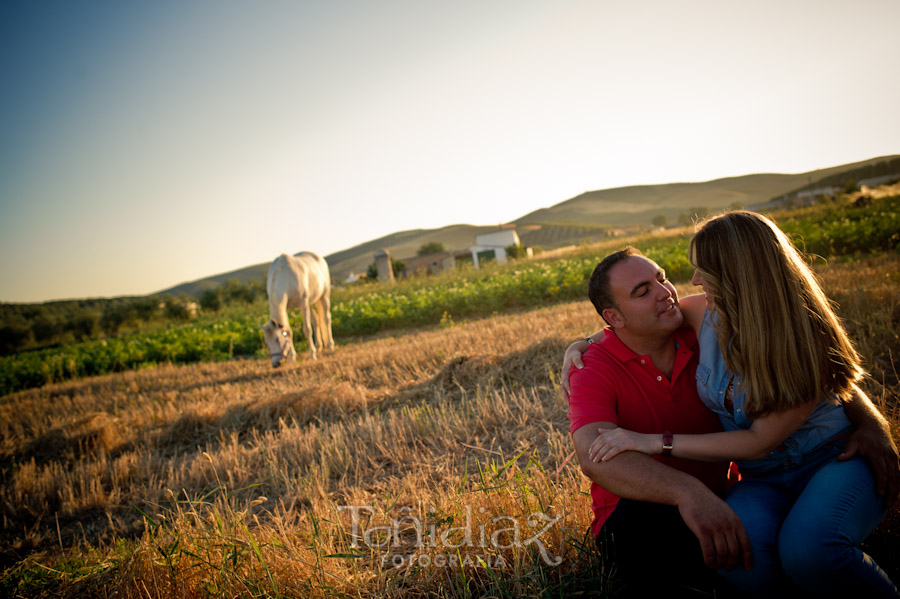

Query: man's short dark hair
[[588, 246, 643, 324]]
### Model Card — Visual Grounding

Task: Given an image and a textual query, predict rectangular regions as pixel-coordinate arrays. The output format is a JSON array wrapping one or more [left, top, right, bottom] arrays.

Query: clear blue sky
[[2, 0, 898, 303]]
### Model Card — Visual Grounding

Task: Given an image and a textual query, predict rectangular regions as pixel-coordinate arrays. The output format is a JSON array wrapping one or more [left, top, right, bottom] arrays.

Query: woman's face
[[691, 269, 715, 310]]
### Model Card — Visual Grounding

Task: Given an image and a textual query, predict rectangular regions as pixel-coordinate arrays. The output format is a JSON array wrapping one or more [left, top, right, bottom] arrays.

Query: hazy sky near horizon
[[2, 0, 898, 303]]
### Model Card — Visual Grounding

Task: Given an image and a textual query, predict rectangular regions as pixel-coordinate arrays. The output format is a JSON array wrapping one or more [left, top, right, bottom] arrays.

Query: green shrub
[[199, 288, 223, 313]]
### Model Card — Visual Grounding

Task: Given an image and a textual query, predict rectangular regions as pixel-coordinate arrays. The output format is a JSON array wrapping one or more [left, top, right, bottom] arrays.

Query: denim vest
[[695, 309, 852, 474]]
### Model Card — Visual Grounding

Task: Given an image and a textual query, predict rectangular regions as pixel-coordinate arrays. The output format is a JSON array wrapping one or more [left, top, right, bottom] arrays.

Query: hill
[[157, 221, 634, 297], [513, 155, 899, 226], [156, 224, 509, 297], [157, 155, 898, 296]]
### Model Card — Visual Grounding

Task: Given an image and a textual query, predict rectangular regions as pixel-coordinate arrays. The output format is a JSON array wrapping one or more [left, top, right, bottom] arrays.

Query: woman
[[569, 211, 897, 596]]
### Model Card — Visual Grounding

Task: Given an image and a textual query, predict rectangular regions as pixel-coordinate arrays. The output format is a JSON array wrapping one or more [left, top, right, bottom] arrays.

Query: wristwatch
[[662, 431, 674, 457]]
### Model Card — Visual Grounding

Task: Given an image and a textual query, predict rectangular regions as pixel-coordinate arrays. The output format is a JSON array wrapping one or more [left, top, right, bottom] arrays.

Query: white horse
[[261, 253, 334, 367]]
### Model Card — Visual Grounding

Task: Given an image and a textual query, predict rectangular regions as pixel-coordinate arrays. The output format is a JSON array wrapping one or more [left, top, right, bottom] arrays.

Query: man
[[561, 247, 899, 595]]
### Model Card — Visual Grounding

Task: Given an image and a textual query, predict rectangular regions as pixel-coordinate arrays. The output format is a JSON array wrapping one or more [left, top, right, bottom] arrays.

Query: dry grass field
[[2, 253, 899, 597]]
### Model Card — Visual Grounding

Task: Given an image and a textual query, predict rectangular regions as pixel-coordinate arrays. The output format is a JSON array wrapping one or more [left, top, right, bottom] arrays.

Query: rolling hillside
[[158, 155, 898, 296], [514, 156, 899, 227], [156, 224, 509, 297], [157, 222, 630, 297]]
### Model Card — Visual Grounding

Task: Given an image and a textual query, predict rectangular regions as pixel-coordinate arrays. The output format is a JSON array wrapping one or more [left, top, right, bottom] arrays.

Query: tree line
[[0, 279, 264, 356]]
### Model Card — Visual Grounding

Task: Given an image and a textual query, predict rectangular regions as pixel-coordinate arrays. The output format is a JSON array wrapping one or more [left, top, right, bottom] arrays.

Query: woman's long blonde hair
[[689, 211, 864, 417]]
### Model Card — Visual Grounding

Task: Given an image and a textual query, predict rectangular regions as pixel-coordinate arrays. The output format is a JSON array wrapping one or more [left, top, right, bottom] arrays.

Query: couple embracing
[[562, 211, 899, 597]]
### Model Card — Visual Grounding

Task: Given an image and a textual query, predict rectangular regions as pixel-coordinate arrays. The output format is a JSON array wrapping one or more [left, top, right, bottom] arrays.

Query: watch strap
[[662, 431, 674, 457]]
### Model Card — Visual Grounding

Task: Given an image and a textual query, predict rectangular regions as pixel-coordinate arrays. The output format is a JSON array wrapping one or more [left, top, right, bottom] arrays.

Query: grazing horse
[[261, 252, 334, 367]]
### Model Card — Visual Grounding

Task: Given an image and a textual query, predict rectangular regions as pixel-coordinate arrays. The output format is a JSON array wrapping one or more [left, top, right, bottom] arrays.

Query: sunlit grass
[[2, 198, 899, 596]]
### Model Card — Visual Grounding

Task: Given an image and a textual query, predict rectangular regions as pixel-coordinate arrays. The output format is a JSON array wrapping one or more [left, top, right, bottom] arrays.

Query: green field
[[1, 196, 898, 397]]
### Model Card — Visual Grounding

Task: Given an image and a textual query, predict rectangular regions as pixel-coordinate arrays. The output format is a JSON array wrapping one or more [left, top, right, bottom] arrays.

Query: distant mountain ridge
[[513, 156, 900, 227], [157, 155, 898, 297]]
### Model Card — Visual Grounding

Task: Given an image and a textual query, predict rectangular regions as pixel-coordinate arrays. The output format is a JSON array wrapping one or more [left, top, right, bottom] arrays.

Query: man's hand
[[839, 421, 900, 506], [574, 422, 748, 572], [678, 488, 753, 572]]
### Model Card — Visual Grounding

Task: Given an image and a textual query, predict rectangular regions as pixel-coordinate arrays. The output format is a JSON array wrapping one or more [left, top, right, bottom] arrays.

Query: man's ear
[[602, 307, 625, 329]]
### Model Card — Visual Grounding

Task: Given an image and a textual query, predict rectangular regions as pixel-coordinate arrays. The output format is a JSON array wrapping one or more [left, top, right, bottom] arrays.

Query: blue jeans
[[722, 440, 898, 597]]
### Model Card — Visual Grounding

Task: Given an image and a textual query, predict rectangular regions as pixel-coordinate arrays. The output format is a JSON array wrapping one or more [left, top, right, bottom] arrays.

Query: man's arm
[[573, 422, 752, 571], [840, 383, 900, 505], [589, 402, 814, 463]]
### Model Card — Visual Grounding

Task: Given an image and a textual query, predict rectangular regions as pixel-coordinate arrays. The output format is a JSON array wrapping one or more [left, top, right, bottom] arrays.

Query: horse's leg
[[320, 292, 335, 350], [298, 300, 317, 360], [312, 300, 324, 351]]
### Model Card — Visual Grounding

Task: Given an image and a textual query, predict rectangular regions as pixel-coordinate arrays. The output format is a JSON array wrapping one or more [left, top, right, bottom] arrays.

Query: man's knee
[[598, 500, 713, 590], [600, 500, 695, 558]]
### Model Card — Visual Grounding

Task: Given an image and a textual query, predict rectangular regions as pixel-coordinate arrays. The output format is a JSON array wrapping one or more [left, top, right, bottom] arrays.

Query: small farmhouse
[[402, 251, 457, 277], [469, 229, 520, 269]]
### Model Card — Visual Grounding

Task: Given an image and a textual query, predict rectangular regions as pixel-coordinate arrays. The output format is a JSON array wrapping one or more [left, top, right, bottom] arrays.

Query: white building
[[469, 229, 521, 269]]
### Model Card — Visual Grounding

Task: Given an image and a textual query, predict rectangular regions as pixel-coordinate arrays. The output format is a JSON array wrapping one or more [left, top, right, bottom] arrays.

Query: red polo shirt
[[567, 325, 728, 536]]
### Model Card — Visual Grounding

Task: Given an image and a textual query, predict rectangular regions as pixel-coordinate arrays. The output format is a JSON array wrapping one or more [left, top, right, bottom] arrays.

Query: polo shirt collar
[[602, 325, 698, 363]]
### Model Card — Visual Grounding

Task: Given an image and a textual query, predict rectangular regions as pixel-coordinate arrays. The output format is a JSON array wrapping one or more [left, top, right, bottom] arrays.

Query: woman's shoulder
[[679, 294, 707, 334]]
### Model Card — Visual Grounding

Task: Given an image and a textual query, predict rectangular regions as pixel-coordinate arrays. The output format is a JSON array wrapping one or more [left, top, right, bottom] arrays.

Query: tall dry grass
[[1, 254, 898, 597]]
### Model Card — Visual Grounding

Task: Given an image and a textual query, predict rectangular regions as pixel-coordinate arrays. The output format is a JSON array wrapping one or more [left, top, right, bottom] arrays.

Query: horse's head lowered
[[260, 319, 296, 367]]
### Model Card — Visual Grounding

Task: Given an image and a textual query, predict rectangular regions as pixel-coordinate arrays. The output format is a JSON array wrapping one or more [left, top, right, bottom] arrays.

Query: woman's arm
[[589, 401, 815, 463], [559, 330, 605, 400]]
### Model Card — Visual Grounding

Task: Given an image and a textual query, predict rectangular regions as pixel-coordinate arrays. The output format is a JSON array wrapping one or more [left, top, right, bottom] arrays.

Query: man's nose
[[654, 280, 673, 299]]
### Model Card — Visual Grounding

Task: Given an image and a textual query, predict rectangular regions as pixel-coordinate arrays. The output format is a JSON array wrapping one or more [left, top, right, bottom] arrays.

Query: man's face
[[605, 256, 683, 335]]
